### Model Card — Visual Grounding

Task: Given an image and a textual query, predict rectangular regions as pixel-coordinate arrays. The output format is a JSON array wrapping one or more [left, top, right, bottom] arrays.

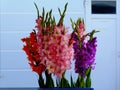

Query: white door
[[85, 0, 120, 90]]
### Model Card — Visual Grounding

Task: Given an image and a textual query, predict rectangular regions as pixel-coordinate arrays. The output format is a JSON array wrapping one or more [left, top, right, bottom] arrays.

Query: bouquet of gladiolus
[[21, 3, 99, 88]]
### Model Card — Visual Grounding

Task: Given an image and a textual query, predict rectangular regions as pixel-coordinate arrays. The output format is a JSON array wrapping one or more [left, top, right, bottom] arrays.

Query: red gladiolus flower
[[21, 31, 45, 75]]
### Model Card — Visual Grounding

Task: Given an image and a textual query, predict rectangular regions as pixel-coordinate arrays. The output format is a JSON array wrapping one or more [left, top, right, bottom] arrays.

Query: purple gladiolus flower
[[73, 32, 97, 76]]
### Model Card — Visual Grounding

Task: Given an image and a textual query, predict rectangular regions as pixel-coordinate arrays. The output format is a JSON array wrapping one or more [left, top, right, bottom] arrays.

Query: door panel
[[91, 19, 116, 90], [85, 0, 119, 90]]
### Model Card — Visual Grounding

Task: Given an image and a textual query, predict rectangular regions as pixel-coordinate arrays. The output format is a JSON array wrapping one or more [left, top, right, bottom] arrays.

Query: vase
[[38, 88, 94, 90]]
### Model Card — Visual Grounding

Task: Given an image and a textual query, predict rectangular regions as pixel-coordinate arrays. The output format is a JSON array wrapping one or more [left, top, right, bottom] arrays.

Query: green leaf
[[75, 75, 80, 87], [70, 75, 75, 87], [85, 67, 91, 76], [60, 77, 70, 88], [34, 2, 39, 18], [86, 75, 91, 88], [80, 75, 85, 88], [75, 75, 85, 88], [60, 72, 70, 88], [45, 70, 54, 88], [85, 68, 91, 88]]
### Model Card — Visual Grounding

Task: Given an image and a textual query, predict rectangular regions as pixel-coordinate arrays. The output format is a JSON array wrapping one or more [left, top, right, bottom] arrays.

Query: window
[[92, 0, 116, 14]]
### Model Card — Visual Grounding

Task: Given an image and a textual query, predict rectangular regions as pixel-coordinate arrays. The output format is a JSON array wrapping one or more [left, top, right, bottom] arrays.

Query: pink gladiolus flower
[[78, 22, 85, 39], [36, 25, 73, 78], [34, 17, 74, 78]]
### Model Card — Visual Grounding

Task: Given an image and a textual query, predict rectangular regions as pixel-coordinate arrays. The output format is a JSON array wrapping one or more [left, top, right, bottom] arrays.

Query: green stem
[[38, 74, 45, 88], [80, 75, 85, 88], [45, 70, 54, 88], [86, 68, 91, 88]]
